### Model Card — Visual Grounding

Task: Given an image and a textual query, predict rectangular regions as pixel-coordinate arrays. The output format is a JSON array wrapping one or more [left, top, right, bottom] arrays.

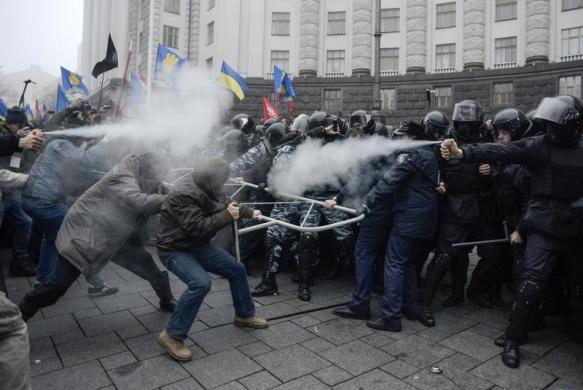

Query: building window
[[435, 86, 452, 108], [272, 12, 290, 36], [271, 50, 290, 72], [563, 0, 583, 11], [207, 21, 214, 45], [495, 37, 517, 64], [380, 48, 399, 72], [164, 0, 180, 14], [323, 89, 343, 113], [380, 8, 399, 33], [436, 2, 456, 29], [561, 27, 583, 58], [435, 43, 456, 69], [559, 75, 582, 97], [162, 25, 179, 49], [206, 57, 213, 69], [208, 0, 215, 10], [328, 12, 346, 35], [493, 82, 514, 105], [326, 50, 345, 76], [380, 88, 396, 110], [496, 0, 517, 21]]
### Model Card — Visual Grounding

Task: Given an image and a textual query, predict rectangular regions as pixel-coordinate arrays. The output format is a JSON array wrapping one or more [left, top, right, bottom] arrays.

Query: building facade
[[80, 0, 583, 123]]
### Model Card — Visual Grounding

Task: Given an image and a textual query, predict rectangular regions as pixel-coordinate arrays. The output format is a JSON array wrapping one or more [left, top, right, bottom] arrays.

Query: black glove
[[257, 183, 269, 194], [361, 204, 371, 215]]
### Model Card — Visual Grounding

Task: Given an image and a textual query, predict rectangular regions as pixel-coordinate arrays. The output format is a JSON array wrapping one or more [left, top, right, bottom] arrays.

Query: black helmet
[[450, 100, 484, 143], [231, 113, 255, 135], [263, 122, 287, 154], [491, 108, 531, 141], [308, 111, 334, 130], [220, 129, 248, 161], [524, 109, 545, 137], [534, 95, 583, 146], [291, 114, 309, 133], [392, 121, 426, 139], [349, 110, 369, 127], [422, 110, 450, 141]]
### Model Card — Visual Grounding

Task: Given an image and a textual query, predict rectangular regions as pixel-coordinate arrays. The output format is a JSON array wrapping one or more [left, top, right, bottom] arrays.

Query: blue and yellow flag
[[154, 43, 185, 84], [218, 61, 248, 101], [56, 85, 70, 112], [273, 65, 295, 98], [61, 66, 89, 101], [0, 97, 7, 120]]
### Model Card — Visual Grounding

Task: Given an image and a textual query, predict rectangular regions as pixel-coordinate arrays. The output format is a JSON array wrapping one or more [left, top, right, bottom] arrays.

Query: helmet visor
[[452, 102, 484, 122], [534, 97, 579, 125]]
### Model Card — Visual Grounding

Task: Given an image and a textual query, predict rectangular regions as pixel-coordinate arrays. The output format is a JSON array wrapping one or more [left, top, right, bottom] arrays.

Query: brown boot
[[158, 330, 192, 362], [234, 315, 269, 329]]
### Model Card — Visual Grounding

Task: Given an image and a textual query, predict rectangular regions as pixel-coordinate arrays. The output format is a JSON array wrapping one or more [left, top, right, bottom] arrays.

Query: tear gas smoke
[[268, 136, 441, 198], [46, 66, 233, 162]]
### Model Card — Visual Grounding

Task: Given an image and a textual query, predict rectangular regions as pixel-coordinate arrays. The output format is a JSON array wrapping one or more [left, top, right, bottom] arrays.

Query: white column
[[406, 0, 427, 74], [525, 0, 550, 64], [352, 0, 373, 76], [463, 0, 486, 70], [299, 0, 320, 77]]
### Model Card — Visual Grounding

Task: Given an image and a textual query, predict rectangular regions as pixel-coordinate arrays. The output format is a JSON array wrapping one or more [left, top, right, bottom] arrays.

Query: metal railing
[[493, 62, 517, 69], [433, 67, 456, 74], [560, 54, 583, 62], [380, 70, 399, 76], [324, 72, 346, 78]]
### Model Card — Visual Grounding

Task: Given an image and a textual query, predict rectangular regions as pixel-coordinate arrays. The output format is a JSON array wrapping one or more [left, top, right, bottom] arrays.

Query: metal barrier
[[451, 221, 511, 248]]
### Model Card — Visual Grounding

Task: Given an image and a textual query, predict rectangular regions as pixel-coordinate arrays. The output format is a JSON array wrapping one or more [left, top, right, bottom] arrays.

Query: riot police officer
[[441, 95, 583, 368]]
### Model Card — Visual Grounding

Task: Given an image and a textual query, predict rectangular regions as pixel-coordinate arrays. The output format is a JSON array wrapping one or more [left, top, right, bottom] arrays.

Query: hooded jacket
[[55, 154, 165, 277], [157, 158, 253, 253]]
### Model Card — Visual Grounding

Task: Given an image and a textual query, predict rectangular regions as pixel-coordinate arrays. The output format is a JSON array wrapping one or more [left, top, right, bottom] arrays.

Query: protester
[[18, 152, 177, 321], [157, 157, 267, 362]]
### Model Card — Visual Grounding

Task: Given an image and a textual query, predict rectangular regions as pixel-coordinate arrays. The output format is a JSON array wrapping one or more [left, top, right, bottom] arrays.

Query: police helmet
[[231, 113, 255, 135], [491, 108, 531, 141], [422, 110, 450, 141], [291, 114, 309, 133], [308, 111, 334, 130], [349, 110, 369, 127], [263, 122, 287, 154], [220, 129, 248, 157], [450, 100, 484, 143], [392, 121, 426, 140], [534, 95, 583, 145]]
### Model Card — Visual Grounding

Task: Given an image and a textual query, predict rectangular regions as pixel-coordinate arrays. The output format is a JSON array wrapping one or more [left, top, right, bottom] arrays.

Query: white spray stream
[[46, 66, 233, 161], [268, 136, 440, 196]]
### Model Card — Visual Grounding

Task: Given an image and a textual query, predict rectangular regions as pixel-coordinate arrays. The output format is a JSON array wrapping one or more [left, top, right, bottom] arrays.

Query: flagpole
[[113, 43, 133, 118], [97, 72, 105, 110]]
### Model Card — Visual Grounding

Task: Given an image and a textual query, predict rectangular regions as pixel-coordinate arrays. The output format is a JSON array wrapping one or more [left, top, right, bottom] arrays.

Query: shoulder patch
[[397, 153, 410, 164]]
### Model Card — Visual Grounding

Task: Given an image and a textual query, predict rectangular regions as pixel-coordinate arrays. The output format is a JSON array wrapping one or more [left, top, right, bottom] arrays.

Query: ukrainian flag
[[273, 65, 295, 97], [61, 66, 89, 100], [218, 61, 248, 101]]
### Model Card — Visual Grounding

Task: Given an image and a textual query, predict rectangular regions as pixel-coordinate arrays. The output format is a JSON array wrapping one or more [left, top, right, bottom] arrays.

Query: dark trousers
[[351, 222, 390, 313], [382, 234, 429, 324], [20, 240, 166, 319]]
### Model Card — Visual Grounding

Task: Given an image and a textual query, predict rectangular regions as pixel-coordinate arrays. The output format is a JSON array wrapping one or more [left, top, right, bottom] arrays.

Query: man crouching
[[157, 157, 268, 362]]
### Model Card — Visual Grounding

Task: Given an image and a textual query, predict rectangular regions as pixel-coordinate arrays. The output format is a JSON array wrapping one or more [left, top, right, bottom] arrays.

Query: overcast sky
[[0, 0, 83, 76]]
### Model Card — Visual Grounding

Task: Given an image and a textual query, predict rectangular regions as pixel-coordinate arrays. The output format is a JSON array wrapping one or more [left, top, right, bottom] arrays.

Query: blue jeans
[[381, 234, 419, 324], [160, 243, 256, 340], [351, 222, 390, 313], [22, 199, 104, 287], [0, 191, 32, 259]]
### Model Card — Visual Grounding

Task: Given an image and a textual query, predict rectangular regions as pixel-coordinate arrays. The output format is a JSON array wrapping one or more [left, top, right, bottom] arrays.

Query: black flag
[[92, 34, 118, 78]]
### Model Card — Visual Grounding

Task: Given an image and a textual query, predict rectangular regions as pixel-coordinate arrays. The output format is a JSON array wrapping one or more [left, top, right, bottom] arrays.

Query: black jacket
[[365, 146, 439, 239], [157, 172, 253, 253], [0, 133, 20, 157]]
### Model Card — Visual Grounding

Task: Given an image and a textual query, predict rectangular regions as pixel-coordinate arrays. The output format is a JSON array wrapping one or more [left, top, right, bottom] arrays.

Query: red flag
[[262, 96, 280, 121], [34, 100, 42, 120]]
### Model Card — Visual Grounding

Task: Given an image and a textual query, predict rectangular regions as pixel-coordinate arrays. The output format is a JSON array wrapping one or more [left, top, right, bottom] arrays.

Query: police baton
[[451, 221, 510, 248]]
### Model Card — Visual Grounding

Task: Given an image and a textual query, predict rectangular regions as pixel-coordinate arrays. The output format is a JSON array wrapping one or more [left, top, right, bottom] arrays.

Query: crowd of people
[[0, 92, 582, 389]]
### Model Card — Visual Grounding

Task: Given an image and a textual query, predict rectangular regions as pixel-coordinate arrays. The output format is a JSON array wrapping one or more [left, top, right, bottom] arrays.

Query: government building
[[80, 0, 583, 124]]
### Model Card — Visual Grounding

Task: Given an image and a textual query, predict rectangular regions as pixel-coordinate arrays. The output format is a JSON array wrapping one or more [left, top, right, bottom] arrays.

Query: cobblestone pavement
[[3, 250, 582, 390]]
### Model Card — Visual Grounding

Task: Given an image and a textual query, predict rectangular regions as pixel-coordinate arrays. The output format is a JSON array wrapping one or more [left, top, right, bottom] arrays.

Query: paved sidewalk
[[3, 251, 582, 390]]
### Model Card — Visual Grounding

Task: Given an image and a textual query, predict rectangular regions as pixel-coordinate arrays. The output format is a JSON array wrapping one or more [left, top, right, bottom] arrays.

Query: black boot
[[150, 271, 177, 312], [501, 339, 520, 368], [252, 274, 278, 297], [18, 296, 38, 322], [298, 235, 316, 302], [321, 238, 353, 280], [421, 252, 451, 307], [467, 258, 493, 309], [418, 304, 436, 327], [442, 255, 468, 307]]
